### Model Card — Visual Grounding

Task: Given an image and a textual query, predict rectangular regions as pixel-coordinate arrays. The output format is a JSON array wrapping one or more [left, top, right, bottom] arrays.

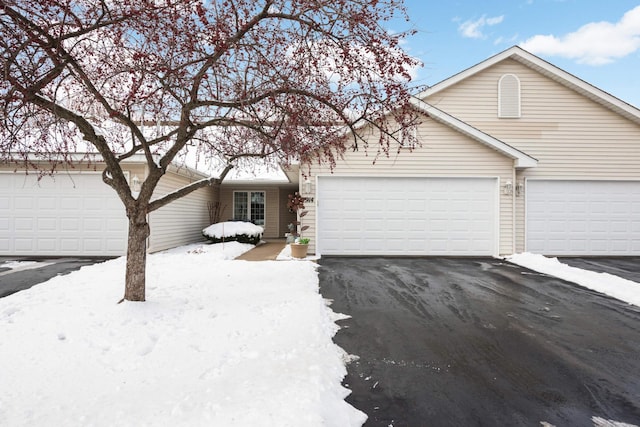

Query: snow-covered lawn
[[507, 253, 640, 307], [0, 242, 366, 427]]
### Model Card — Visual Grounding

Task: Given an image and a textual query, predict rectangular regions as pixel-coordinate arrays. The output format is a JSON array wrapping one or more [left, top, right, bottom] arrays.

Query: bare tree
[[0, 0, 419, 301]]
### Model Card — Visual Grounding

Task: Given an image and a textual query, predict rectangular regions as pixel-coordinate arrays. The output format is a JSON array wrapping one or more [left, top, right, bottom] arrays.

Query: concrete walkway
[[234, 239, 287, 261]]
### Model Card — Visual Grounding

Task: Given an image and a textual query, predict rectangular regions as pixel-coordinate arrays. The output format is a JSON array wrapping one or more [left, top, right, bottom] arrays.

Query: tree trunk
[[124, 210, 150, 302]]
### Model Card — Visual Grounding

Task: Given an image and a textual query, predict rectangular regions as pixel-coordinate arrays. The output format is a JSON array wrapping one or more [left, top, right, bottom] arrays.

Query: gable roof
[[409, 98, 538, 169], [417, 46, 640, 126]]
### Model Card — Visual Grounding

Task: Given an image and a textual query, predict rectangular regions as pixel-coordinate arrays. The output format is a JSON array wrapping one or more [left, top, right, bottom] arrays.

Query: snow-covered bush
[[203, 221, 264, 245]]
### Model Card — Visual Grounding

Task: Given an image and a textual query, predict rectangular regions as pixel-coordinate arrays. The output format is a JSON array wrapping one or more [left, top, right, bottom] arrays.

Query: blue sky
[[396, 0, 640, 107]]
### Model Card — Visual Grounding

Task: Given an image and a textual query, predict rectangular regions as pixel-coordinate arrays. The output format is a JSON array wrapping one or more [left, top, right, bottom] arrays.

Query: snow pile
[[0, 242, 365, 427], [507, 253, 640, 307], [203, 221, 264, 239]]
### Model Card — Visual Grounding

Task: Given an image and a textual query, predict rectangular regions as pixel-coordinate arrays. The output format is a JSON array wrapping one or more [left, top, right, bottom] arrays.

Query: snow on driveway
[[0, 242, 366, 427]]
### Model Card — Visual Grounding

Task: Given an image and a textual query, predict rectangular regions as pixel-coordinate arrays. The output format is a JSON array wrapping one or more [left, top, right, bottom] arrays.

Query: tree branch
[[147, 152, 268, 213]]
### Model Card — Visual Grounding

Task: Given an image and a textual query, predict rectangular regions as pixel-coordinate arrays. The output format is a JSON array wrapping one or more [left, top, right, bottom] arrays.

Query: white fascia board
[[416, 47, 518, 99], [410, 98, 538, 169], [510, 49, 640, 124], [10, 152, 149, 164], [11, 152, 214, 179]]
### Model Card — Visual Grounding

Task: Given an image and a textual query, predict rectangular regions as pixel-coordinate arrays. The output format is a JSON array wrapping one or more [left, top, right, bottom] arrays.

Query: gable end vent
[[498, 74, 521, 118]]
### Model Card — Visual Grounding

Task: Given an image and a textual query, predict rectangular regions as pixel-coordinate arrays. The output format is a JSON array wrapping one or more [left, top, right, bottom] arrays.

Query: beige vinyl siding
[[218, 185, 280, 238], [306, 115, 516, 255], [126, 165, 147, 183], [148, 171, 215, 252], [426, 59, 640, 252]]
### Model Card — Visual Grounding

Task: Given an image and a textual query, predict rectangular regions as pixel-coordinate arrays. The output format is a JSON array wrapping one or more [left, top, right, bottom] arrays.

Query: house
[[3, 46, 639, 258], [299, 46, 640, 257], [0, 155, 215, 256]]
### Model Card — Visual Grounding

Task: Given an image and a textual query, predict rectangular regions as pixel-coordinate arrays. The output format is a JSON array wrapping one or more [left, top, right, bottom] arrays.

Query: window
[[233, 191, 265, 226], [498, 74, 521, 118]]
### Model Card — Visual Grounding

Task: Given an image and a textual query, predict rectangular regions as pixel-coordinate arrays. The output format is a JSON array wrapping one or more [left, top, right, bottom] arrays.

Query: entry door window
[[233, 191, 265, 226]]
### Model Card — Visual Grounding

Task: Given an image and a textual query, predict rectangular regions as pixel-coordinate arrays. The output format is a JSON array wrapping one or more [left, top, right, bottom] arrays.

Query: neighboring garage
[[0, 172, 127, 256], [316, 176, 498, 256], [0, 158, 216, 257], [526, 180, 640, 255]]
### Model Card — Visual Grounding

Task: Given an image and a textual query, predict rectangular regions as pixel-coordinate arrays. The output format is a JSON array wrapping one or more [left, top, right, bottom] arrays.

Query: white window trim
[[233, 190, 266, 226]]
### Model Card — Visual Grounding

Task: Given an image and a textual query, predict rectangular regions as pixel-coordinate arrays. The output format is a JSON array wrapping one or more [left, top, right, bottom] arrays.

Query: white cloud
[[458, 15, 505, 39], [520, 5, 640, 65]]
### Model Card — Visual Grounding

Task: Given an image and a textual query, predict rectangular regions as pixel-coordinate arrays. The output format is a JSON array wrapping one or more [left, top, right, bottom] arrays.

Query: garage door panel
[[408, 220, 426, 231], [610, 201, 630, 214], [61, 239, 80, 251], [83, 217, 102, 232], [388, 200, 404, 212], [527, 180, 640, 255], [15, 197, 33, 209], [38, 218, 57, 231], [106, 239, 126, 251], [107, 218, 127, 232], [14, 218, 33, 231], [60, 197, 81, 210], [569, 222, 587, 233], [38, 239, 56, 252], [61, 218, 79, 231], [84, 197, 104, 210], [38, 197, 56, 209], [387, 219, 405, 231], [610, 221, 629, 233], [15, 239, 33, 251], [317, 177, 497, 256], [83, 239, 103, 252]]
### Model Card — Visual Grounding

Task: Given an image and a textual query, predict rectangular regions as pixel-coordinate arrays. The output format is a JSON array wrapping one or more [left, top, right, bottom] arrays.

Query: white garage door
[[526, 180, 640, 255], [0, 173, 127, 256], [317, 177, 498, 256]]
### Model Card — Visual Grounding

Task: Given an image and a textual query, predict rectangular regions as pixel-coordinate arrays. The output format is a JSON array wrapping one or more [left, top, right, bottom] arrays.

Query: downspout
[[512, 162, 517, 255]]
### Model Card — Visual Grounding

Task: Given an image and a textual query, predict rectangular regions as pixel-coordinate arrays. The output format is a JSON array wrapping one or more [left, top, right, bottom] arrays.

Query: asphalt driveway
[[318, 257, 640, 427], [0, 257, 110, 298]]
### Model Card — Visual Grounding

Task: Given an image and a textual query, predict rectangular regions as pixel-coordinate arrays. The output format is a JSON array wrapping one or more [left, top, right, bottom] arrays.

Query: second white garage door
[[317, 177, 498, 256], [0, 172, 127, 256], [526, 180, 640, 255]]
